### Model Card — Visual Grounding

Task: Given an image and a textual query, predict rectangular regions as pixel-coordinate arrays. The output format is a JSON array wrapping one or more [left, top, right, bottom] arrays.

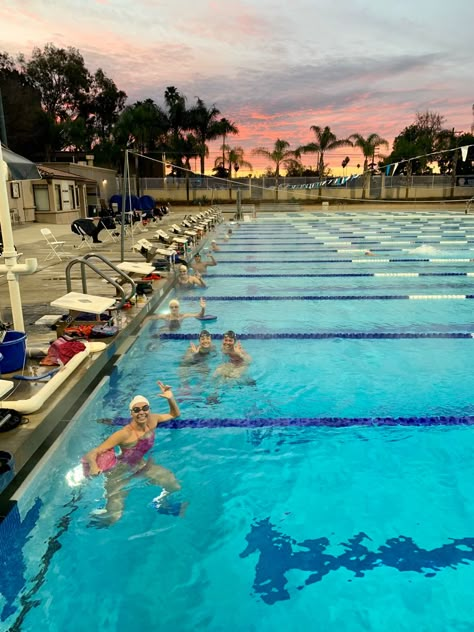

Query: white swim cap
[[129, 395, 150, 410]]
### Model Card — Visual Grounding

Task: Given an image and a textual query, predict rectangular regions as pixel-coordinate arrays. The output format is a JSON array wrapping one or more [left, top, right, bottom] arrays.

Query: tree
[[299, 125, 352, 192], [188, 97, 222, 175], [115, 99, 168, 153], [252, 139, 300, 199], [23, 43, 91, 121], [114, 99, 168, 193], [0, 51, 51, 158], [164, 86, 188, 138], [216, 117, 238, 168], [85, 69, 127, 143], [349, 133, 388, 198], [214, 145, 252, 199], [384, 110, 448, 175], [216, 145, 252, 179]]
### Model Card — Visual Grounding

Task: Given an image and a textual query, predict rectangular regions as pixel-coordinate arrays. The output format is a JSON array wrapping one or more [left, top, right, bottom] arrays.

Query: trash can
[[0, 331, 27, 373]]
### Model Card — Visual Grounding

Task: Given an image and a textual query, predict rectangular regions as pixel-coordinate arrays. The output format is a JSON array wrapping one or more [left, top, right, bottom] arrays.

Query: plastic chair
[[40, 228, 68, 261]]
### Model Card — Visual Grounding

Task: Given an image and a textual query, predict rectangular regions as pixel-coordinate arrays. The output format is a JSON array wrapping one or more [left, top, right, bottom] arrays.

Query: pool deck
[[0, 200, 468, 513]]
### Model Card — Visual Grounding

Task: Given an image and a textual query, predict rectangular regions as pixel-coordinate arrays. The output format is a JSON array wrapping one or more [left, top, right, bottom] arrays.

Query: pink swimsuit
[[119, 431, 155, 467]]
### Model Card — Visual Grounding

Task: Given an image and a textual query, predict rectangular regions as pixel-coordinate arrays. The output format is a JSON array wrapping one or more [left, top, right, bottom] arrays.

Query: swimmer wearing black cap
[[214, 330, 252, 379], [192, 252, 217, 275], [183, 330, 216, 364]]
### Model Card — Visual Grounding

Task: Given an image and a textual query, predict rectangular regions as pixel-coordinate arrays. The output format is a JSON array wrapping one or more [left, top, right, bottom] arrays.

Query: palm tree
[[217, 118, 238, 167], [217, 145, 252, 179], [299, 125, 352, 193], [163, 86, 188, 139], [215, 145, 253, 199], [252, 139, 300, 200], [349, 133, 389, 198], [188, 98, 222, 175]]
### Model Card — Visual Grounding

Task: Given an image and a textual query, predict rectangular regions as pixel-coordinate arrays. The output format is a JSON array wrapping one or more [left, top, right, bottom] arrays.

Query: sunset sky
[[1, 0, 473, 175]]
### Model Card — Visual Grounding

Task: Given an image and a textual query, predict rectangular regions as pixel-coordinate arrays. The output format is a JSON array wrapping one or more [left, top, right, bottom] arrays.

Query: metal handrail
[[64, 253, 137, 309]]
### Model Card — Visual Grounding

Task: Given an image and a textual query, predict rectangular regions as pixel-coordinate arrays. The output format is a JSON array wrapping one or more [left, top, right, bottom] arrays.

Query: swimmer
[[214, 330, 252, 379], [177, 264, 207, 288], [192, 252, 217, 275], [152, 297, 206, 329], [211, 240, 220, 252], [178, 330, 217, 387], [364, 250, 376, 256], [84, 383, 182, 526], [183, 330, 216, 363]]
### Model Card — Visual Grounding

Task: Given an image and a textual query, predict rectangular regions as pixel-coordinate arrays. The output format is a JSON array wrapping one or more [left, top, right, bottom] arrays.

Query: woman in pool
[[214, 330, 252, 380], [177, 264, 207, 288], [84, 382, 181, 525], [152, 297, 206, 329]]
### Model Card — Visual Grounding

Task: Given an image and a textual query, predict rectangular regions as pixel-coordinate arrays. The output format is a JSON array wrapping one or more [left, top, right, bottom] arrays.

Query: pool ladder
[[64, 252, 136, 308]]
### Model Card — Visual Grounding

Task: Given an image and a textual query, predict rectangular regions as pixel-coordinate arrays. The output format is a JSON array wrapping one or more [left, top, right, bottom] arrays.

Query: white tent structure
[[0, 144, 40, 331]]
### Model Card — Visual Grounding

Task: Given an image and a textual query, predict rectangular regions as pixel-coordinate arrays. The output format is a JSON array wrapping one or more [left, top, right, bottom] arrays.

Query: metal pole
[[236, 189, 242, 220], [0, 144, 34, 331], [0, 89, 8, 147], [120, 150, 128, 262]]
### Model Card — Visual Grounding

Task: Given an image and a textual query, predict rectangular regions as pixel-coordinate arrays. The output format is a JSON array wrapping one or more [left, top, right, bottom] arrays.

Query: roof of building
[[37, 165, 97, 184]]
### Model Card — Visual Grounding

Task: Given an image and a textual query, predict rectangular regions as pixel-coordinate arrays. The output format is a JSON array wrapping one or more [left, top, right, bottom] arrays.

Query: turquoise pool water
[[2, 211, 474, 632]]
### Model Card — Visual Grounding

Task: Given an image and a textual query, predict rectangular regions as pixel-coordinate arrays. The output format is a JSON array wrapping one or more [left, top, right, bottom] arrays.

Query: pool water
[[2, 211, 474, 631]]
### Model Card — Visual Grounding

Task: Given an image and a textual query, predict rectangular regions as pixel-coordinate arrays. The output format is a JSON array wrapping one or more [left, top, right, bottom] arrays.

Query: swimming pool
[[2, 211, 474, 631]]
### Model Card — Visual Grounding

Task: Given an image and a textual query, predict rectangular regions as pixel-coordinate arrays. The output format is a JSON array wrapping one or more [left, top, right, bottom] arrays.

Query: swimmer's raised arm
[[153, 381, 180, 423]]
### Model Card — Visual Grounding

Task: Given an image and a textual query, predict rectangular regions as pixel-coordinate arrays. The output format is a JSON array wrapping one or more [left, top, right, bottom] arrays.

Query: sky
[[1, 0, 473, 175]]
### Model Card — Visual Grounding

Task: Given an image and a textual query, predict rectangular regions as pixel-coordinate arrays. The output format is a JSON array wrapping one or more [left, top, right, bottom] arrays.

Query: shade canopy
[[1, 144, 41, 181]]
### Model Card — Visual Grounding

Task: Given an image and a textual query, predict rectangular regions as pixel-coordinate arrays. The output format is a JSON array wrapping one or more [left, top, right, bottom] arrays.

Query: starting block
[[51, 292, 117, 335]]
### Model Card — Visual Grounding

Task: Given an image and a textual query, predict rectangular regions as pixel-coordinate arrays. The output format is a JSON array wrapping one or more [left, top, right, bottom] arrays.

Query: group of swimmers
[[84, 224, 250, 526]]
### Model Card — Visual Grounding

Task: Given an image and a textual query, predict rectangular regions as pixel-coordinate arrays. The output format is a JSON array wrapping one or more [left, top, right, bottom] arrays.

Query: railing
[[64, 253, 136, 308], [117, 174, 473, 191]]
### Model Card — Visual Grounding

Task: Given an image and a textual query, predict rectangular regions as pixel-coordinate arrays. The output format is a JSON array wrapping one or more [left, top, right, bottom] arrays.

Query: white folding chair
[[99, 223, 118, 243], [75, 225, 93, 249], [40, 228, 69, 261]]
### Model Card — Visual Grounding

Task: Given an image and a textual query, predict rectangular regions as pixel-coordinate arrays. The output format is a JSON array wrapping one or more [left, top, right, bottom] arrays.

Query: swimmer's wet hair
[[223, 330, 236, 339], [199, 329, 211, 338], [169, 299, 180, 307]]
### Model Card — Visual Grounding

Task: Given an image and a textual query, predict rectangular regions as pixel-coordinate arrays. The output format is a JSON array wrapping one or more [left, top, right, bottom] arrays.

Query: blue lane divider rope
[[164, 415, 474, 428], [159, 332, 474, 340]]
